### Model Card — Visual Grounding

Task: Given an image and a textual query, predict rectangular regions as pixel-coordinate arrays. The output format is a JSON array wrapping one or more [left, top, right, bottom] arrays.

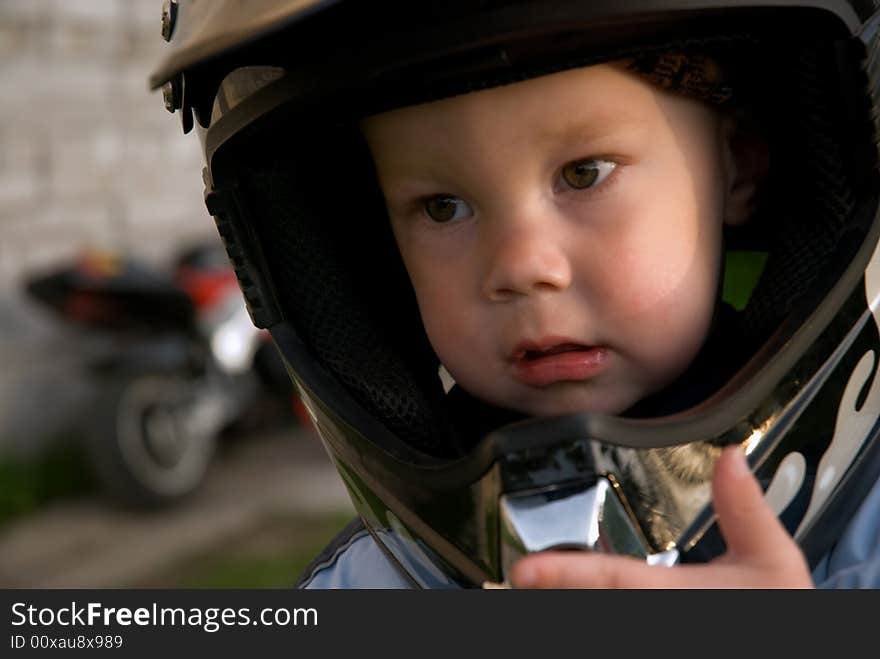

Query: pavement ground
[[0, 427, 354, 588]]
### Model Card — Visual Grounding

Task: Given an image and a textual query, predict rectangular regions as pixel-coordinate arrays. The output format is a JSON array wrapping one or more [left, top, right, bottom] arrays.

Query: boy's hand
[[509, 446, 813, 588]]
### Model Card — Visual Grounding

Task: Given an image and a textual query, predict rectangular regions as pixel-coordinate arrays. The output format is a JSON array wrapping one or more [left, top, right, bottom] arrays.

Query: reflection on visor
[[499, 477, 679, 582]]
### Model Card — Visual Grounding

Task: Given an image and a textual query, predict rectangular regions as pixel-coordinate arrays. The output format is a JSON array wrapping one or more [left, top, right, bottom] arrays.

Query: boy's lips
[[509, 339, 608, 387]]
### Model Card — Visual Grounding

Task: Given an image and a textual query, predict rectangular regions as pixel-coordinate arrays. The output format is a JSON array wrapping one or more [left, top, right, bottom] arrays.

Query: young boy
[[355, 59, 812, 588], [152, 1, 880, 589]]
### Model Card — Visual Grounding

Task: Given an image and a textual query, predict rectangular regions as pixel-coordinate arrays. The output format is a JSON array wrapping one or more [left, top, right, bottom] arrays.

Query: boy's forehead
[[360, 63, 661, 150], [360, 63, 680, 168]]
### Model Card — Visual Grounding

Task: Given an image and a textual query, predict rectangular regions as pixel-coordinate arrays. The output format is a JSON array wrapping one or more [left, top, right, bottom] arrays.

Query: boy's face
[[361, 63, 736, 416]]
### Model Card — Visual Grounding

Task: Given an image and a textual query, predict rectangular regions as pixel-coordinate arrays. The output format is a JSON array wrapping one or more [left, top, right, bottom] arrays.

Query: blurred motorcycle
[[23, 244, 295, 507]]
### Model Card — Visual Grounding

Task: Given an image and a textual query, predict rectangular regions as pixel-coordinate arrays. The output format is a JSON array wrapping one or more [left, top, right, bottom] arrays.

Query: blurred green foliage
[[153, 511, 355, 588], [0, 440, 95, 526]]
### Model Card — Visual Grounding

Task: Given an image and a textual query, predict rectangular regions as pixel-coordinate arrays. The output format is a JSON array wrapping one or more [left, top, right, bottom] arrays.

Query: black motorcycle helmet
[[152, 0, 880, 587]]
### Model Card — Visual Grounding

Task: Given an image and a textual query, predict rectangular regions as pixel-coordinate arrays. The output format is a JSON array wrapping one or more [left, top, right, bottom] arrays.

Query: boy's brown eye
[[424, 196, 471, 223], [561, 159, 616, 190]]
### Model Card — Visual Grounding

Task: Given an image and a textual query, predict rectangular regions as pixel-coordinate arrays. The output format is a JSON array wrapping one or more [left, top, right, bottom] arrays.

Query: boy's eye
[[424, 196, 472, 223], [561, 159, 617, 190]]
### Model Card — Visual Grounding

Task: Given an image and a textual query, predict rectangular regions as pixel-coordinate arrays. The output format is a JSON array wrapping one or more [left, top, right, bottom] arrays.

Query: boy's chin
[[506, 385, 641, 418]]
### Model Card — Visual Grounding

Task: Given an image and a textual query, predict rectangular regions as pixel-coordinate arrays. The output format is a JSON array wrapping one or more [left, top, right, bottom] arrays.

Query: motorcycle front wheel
[[83, 374, 218, 508]]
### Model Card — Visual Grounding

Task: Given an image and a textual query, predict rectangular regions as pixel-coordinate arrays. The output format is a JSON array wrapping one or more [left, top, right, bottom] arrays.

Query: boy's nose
[[482, 224, 572, 302]]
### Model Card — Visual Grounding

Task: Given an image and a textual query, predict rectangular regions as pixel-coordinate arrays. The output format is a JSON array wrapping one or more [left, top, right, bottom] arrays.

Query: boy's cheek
[[592, 208, 721, 323], [600, 262, 718, 387]]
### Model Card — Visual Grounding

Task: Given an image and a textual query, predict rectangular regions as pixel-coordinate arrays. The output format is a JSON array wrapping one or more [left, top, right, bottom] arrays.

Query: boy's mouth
[[510, 340, 608, 387]]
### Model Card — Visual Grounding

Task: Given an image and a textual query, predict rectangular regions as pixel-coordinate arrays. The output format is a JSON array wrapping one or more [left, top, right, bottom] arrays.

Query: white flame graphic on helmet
[[764, 237, 880, 538]]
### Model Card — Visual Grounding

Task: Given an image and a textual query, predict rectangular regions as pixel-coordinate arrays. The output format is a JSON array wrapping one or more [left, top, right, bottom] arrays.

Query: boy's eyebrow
[[381, 178, 456, 203], [532, 113, 649, 145]]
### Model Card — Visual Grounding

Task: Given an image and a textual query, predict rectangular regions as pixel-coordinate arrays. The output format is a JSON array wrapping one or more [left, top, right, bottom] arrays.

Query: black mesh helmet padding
[[233, 127, 465, 457], [738, 44, 866, 343], [219, 32, 875, 459]]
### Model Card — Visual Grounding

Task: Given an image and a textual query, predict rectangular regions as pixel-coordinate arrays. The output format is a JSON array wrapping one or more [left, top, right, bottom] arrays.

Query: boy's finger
[[510, 552, 684, 589], [510, 552, 763, 589], [711, 445, 794, 561]]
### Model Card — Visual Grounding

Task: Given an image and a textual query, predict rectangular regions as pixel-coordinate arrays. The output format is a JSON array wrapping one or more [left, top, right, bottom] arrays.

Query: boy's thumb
[[711, 445, 795, 561]]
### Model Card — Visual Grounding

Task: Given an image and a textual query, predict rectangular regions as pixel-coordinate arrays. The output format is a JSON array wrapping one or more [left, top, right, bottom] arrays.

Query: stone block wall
[[0, 0, 216, 292]]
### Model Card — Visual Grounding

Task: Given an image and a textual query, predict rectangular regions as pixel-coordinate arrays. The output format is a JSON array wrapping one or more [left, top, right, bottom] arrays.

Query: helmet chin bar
[[499, 478, 680, 582]]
